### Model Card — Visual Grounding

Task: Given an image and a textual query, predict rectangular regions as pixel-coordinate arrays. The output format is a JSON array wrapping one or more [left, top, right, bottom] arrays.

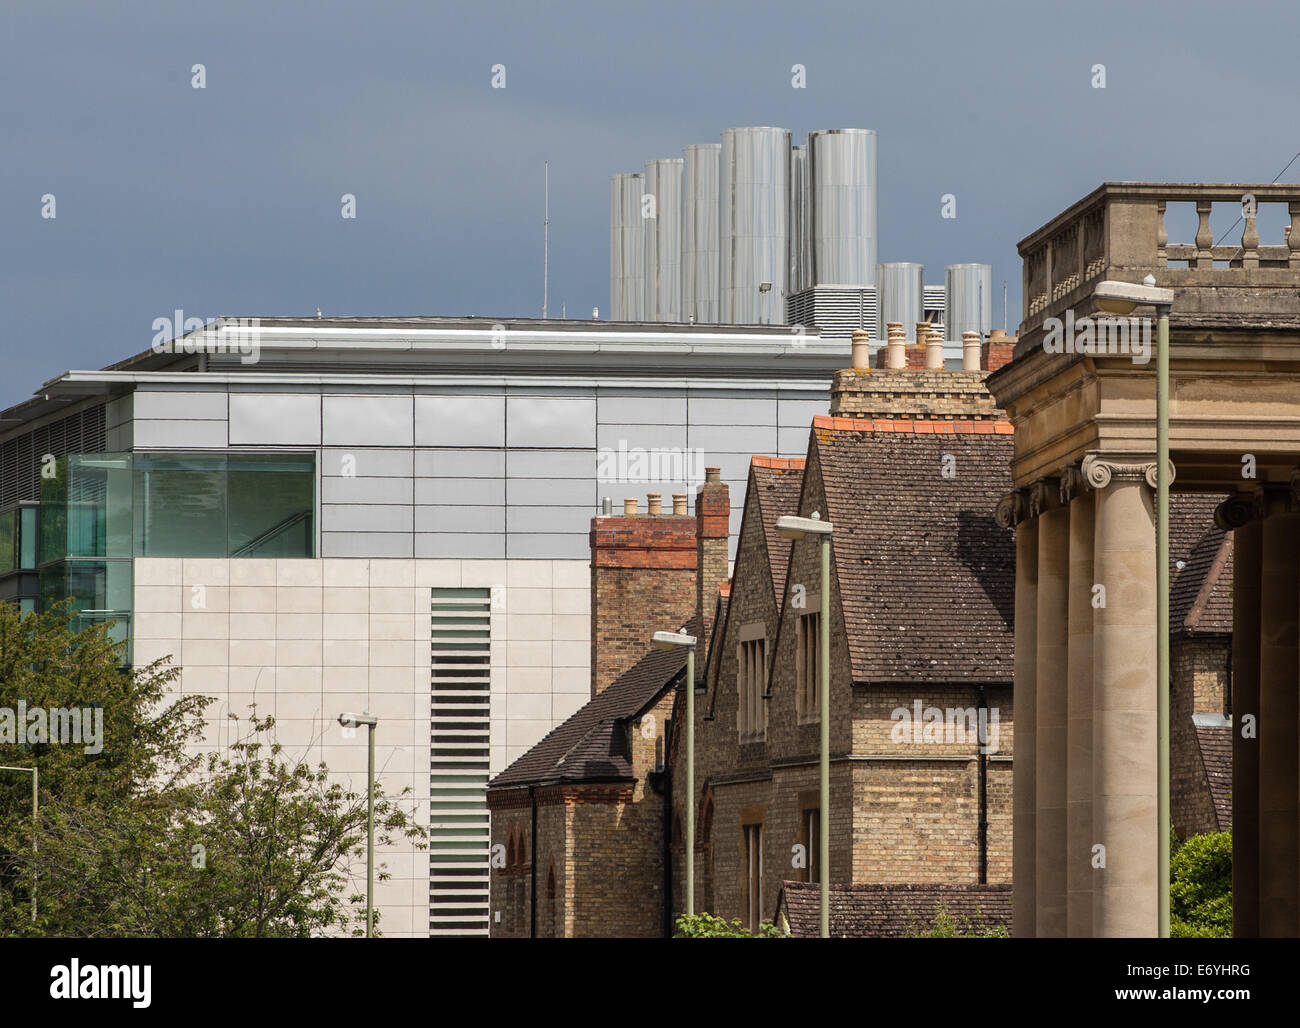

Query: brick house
[[675, 367, 1021, 932], [486, 476, 729, 937]]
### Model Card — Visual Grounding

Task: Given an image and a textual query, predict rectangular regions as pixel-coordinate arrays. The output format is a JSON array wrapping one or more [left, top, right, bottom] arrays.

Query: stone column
[[1033, 479, 1069, 937], [1257, 485, 1299, 937], [997, 489, 1036, 938], [1216, 494, 1260, 938], [1064, 469, 1095, 936], [1083, 454, 1158, 937]]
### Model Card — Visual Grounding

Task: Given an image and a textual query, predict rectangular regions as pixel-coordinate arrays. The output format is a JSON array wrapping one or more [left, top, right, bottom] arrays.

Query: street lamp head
[[776, 514, 835, 540], [651, 630, 697, 650], [1093, 278, 1174, 315], [337, 711, 378, 728]]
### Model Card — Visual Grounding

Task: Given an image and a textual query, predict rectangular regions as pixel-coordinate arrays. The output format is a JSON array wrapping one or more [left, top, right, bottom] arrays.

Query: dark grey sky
[[3, 0, 1297, 409]]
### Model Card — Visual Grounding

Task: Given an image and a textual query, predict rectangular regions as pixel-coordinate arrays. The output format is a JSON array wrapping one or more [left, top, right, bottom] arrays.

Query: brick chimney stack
[[981, 329, 1017, 372], [695, 466, 731, 670], [589, 492, 697, 697]]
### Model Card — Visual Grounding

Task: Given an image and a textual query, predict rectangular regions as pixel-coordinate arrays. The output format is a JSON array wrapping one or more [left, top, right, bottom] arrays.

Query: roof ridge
[[813, 414, 1013, 434]]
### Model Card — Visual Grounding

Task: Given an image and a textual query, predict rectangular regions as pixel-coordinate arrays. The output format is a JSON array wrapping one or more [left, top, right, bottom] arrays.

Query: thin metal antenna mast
[[543, 162, 549, 319]]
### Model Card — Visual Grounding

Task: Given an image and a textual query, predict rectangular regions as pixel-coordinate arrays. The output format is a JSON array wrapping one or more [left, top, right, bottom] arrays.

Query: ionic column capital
[[995, 488, 1030, 528], [1080, 452, 1173, 491]]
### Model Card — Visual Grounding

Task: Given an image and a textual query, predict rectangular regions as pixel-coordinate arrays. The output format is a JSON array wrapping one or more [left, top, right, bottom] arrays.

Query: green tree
[[0, 604, 423, 936], [1170, 830, 1232, 938]]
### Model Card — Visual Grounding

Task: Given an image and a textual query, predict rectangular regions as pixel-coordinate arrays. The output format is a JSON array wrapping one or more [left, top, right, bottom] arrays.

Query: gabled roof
[[751, 456, 805, 602], [810, 418, 1015, 684], [777, 882, 1012, 938], [489, 624, 696, 789], [1170, 493, 1232, 636]]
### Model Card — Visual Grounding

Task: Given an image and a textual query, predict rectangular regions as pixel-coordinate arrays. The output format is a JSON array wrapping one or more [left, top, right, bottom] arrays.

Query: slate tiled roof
[[751, 456, 805, 602], [1170, 493, 1232, 636], [812, 424, 1015, 684], [488, 624, 696, 789], [1196, 724, 1233, 830], [777, 882, 1012, 938]]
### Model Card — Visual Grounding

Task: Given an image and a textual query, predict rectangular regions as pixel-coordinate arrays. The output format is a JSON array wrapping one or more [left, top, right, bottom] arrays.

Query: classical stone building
[[988, 181, 1300, 938]]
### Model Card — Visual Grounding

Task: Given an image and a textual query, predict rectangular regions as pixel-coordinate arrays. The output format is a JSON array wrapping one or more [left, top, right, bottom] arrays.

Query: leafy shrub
[[1170, 830, 1231, 938], [674, 912, 783, 937]]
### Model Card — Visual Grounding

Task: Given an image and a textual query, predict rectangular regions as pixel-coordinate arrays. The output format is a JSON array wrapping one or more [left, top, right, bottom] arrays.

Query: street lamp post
[[776, 513, 834, 938], [652, 630, 697, 917], [0, 765, 37, 922], [337, 712, 379, 938], [1094, 276, 1175, 938]]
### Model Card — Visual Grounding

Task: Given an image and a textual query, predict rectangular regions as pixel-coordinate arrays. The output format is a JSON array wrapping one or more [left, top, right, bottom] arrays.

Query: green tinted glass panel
[[39, 458, 68, 564], [19, 507, 38, 569], [134, 454, 227, 557], [0, 511, 15, 576], [227, 453, 314, 557], [39, 560, 132, 647]]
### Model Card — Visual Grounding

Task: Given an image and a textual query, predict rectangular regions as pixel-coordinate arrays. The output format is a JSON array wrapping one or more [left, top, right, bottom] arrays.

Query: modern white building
[[0, 316, 844, 936]]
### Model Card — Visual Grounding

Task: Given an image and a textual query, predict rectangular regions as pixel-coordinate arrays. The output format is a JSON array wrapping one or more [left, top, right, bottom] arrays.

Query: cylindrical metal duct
[[945, 263, 993, 344], [644, 159, 683, 321], [807, 129, 877, 288], [719, 126, 791, 325], [609, 173, 646, 321], [878, 262, 924, 342], [682, 143, 721, 324], [789, 144, 809, 297]]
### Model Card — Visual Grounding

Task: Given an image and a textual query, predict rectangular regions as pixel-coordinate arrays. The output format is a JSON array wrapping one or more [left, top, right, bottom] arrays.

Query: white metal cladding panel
[[504, 505, 591, 535], [417, 534, 504, 559], [321, 532, 413, 558], [132, 419, 228, 449], [414, 395, 505, 448], [414, 477, 505, 506], [687, 396, 777, 426], [228, 394, 322, 445], [429, 587, 492, 936], [596, 393, 688, 425], [322, 504, 414, 534], [506, 448, 595, 479], [505, 533, 589, 560], [595, 423, 690, 451], [131, 390, 229, 422], [415, 505, 506, 534], [418, 449, 506, 479], [504, 397, 596, 449], [323, 476, 414, 505], [322, 395, 414, 447], [322, 447, 414, 478], [504, 477, 586, 507]]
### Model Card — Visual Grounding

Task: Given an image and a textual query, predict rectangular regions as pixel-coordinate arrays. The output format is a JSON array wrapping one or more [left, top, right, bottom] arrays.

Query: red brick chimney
[[981, 329, 1017, 372], [695, 466, 731, 670], [589, 493, 697, 697]]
